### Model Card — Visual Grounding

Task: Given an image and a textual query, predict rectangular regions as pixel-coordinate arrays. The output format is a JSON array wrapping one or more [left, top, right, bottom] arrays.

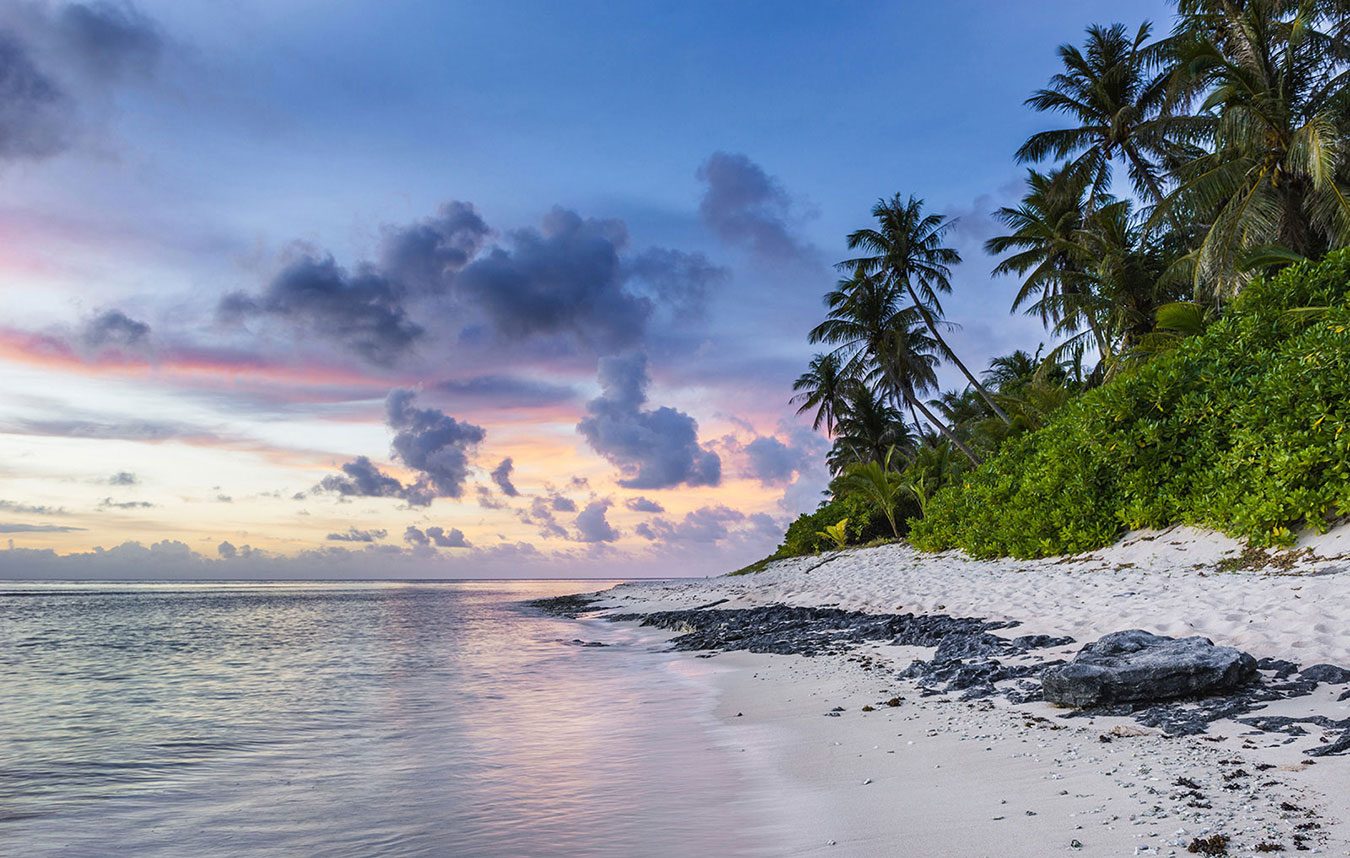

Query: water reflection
[[0, 580, 773, 857]]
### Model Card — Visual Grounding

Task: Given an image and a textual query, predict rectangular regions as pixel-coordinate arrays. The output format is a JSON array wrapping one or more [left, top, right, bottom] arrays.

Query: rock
[[1042, 630, 1257, 708], [1299, 663, 1350, 684], [1306, 728, 1350, 757], [528, 594, 604, 618], [1257, 657, 1300, 678], [607, 605, 1021, 657]]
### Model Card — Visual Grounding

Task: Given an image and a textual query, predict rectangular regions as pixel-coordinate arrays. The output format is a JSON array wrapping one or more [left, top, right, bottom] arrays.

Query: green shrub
[[910, 250, 1350, 558], [775, 489, 913, 558]]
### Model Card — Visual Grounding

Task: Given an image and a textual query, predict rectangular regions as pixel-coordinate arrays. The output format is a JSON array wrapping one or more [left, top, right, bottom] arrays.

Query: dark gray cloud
[[426, 526, 470, 548], [0, 522, 86, 533], [327, 527, 387, 543], [379, 201, 489, 292], [219, 202, 487, 366], [455, 208, 650, 352], [574, 499, 619, 543], [220, 255, 423, 366], [405, 524, 471, 548], [98, 497, 153, 509], [635, 505, 744, 544], [518, 496, 568, 539], [58, 2, 162, 79], [219, 199, 718, 366], [490, 457, 518, 496], [576, 353, 720, 490], [696, 152, 815, 264], [217, 540, 237, 558], [317, 456, 431, 506], [0, 500, 68, 515], [386, 388, 485, 499], [319, 390, 487, 506], [0, 34, 69, 159], [108, 470, 137, 486], [624, 496, 664, 513], [743, 436, 802, 485], [475, 486, 505, 509], [626, 247, 728, 322], [0, 2, 162, 162], [81, 309, 150, 351], [434, 374, 578, 407]]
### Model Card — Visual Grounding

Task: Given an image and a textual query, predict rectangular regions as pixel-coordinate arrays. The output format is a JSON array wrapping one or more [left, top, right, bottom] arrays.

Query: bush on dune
[[774, 488, 911, 558], [909, 251, 1350, 559]]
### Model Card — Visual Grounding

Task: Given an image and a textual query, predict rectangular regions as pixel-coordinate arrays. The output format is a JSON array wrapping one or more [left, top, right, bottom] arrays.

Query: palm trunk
[[880, 362, 980, 465], [908, 393, 981, 465], [906, 287, 1012, 425]]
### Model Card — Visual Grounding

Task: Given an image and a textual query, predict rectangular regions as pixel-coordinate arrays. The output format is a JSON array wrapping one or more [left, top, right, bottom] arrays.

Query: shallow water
[[0, 580, 773, 857]]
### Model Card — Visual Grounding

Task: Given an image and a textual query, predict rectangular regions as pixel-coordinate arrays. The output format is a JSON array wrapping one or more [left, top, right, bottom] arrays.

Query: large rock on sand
[[1042, 629, 1257, 707]]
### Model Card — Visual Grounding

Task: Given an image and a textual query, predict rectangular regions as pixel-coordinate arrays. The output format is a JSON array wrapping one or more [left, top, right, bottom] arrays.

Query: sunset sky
[[0, 0, 1170, 578]]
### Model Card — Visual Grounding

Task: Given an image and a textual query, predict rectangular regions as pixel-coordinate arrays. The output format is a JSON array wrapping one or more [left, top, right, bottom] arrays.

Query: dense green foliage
[[764, 2, 1350, 568], [910, 252, 1350, 558], [774, 489, 911, 557]]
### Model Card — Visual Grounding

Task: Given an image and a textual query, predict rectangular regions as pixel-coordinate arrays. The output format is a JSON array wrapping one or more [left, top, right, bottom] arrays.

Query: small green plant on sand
[[817, 518, 850, 550]]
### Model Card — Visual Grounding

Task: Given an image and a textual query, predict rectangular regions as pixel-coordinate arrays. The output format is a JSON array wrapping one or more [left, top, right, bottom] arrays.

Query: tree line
[[783, 0, 1350, 555]]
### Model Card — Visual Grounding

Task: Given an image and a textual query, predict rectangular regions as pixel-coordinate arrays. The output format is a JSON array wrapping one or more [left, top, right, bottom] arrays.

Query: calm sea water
[[0, 580, 776, 857]]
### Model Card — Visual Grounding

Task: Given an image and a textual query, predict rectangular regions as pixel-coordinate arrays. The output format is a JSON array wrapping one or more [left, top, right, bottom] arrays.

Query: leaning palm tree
[[1018, 22, 1175, 207], [841, 195, 1012, 425], [876, 308, 983, 464], [810, 270, 981, 463], [790, 351, 850, 434], [1155, 0, 1350, 298]]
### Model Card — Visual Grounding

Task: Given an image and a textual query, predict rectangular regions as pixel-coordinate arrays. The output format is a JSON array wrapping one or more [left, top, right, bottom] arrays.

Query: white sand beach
[[574, 526, 1350, 857]]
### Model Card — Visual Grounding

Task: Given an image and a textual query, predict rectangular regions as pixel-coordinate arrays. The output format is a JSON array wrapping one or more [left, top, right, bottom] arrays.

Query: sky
[[0, 0, 1174, 579]]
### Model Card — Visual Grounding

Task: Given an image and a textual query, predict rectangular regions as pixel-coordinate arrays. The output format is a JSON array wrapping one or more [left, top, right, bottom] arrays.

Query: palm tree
[[837, 447, 908, 538], [990, 169, 1186, 376], [1018, 22, 1174, 207], [1156, 0, 1350, 298], [826, 384, 912, 474], [983, 349, 1041, 392], [986, 167, 1111, 357], [841, 195, 1012, 425], [1076, 198, 1181, 354], [810, 270, 981, 463], [790, 351, 850, 434], [901, 440, 964, 517], [878, 309, 984, 464]]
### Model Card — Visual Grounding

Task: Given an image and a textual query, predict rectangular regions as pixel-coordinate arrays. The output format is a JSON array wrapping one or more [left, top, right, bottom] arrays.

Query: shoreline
[[538, 527, 1350, 857]]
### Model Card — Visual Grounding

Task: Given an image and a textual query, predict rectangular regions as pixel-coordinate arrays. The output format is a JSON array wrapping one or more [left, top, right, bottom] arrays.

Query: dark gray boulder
[[1300, 663, 1350, 684], [1042, 629, 1257, 707]]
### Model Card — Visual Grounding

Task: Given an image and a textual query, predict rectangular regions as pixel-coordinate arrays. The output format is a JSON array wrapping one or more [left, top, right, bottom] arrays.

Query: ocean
[[0, 580, 775, 857]]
